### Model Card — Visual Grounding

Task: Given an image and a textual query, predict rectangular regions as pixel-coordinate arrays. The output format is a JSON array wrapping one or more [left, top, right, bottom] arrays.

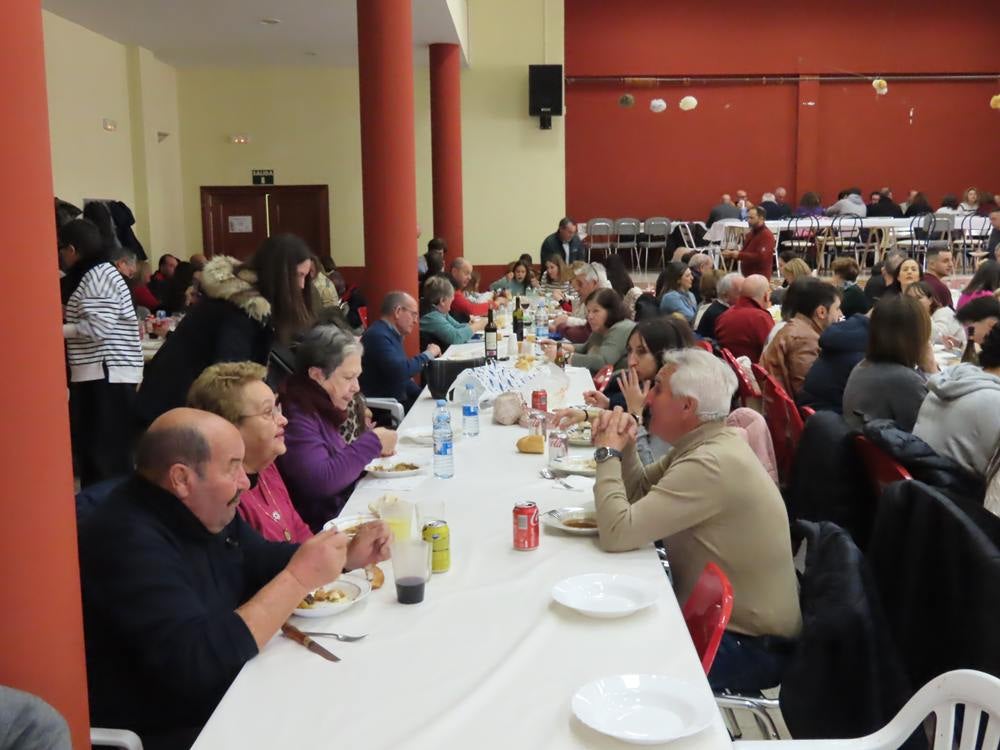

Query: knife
[[281, 622, 341, 662]]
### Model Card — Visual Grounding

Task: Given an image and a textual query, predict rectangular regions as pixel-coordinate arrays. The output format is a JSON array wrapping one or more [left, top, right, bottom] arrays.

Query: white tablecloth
[[704, 215, 990, 244], [192, 343, 731, 750]]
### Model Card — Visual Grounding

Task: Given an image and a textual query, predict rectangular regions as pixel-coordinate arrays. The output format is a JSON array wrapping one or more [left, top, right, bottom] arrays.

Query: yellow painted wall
[[460, 0, 565, 263], [43, 11, 135, 210], [177, 66, 433, 267]]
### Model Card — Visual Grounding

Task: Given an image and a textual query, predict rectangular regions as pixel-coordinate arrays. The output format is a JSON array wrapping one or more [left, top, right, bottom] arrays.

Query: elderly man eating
[[78, 408, 390, 749], [590, 349, 801, 692]]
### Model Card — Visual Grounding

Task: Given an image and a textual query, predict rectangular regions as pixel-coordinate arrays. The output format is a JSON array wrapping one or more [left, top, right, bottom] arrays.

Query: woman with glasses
[[187, 361, 313, 543]]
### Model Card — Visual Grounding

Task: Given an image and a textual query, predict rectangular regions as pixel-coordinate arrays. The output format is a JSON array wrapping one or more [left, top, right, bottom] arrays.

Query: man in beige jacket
[[591, 348, 801, 692]]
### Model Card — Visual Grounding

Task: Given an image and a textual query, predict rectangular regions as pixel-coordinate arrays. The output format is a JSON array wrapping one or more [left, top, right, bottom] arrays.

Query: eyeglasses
[[239, 403, 283, 422]]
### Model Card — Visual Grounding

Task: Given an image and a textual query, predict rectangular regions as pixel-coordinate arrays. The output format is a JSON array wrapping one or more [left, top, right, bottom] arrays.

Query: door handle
[[265, 193, 271, 237]]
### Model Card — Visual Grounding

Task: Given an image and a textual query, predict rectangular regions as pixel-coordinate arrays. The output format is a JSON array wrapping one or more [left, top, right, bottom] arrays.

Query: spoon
[[299, 632, 368, 642], [539, 467, 582, 491]]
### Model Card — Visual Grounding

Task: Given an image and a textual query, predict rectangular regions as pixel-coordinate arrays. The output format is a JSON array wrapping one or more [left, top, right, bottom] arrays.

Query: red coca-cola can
[[513, 501, 539, 551], [531, 389, 548, 412]]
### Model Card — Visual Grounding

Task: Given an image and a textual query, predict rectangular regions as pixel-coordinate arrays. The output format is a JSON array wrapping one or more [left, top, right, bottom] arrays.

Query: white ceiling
[[41, 0, 466, 67]]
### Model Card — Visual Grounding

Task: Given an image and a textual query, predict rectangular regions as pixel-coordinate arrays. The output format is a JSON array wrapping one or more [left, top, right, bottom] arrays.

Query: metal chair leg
[[721, 707, 743, 739]]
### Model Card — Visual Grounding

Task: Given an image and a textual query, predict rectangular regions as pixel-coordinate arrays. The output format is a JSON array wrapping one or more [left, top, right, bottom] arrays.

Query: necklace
[[256, 470, 292, 542]]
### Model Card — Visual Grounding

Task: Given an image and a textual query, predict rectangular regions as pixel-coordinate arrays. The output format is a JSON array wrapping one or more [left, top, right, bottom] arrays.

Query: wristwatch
[[594, 446, 623, 463]]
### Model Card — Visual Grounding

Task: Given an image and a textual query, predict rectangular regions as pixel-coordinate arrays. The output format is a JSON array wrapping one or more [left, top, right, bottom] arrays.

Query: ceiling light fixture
[[259, 17, 280, 25], [229, 134, 251, 145]]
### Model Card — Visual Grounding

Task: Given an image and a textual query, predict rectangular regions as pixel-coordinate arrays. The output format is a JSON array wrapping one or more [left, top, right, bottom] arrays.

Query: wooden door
[[200, 185, 330, 261]]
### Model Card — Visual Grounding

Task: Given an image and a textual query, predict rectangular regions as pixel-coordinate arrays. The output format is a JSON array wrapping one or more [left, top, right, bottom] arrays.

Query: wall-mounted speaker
[[529, 64, 563, 129]]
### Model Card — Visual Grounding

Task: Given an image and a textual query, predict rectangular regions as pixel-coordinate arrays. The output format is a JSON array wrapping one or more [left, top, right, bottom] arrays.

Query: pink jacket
[[238, 463, 313, 543], [726, 408, 779, 485]]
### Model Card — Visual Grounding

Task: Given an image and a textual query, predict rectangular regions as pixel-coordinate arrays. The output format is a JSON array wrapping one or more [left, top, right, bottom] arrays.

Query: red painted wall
[[565, 0, 1000, 223]]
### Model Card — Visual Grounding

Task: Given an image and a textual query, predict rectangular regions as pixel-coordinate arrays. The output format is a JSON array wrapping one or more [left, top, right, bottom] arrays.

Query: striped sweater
[[63, 262, 143, 383]]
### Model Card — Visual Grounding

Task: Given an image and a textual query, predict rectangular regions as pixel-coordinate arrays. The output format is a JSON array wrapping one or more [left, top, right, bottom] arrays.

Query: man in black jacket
[[78, 409, 390, 748], [540, 217, 586, 265]]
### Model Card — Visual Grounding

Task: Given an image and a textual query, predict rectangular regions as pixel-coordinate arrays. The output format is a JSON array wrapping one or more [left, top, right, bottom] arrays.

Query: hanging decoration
[[649, 98, 667, 113], [678, 95, 698, 111], [618, 93, 635, 108], [991, 94, 1000, 110], [872, 78, 888, 96]]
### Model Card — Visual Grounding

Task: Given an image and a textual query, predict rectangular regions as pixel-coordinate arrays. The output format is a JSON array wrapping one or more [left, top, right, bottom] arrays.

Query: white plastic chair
[[91, 728, 143, 749], [733, 669, 1000, 750]]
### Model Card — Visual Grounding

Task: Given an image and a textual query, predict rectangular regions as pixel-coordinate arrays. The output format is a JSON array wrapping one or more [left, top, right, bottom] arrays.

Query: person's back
[[799, 315, 870, 413], [760, 314, 822, 396], [708, 201, 741, 227], [913, 363, 1000, 476], [827, 193, 868, 217], [842, 360, 927, 431], [715, 296, 774, 362]]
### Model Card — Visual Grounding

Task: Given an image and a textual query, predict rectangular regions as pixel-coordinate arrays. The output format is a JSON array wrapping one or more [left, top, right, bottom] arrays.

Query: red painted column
[[357, 0, 419, 355], [429, 43, 464, 257], [794, 76, 821, 201], [0, 2, 91, 747]]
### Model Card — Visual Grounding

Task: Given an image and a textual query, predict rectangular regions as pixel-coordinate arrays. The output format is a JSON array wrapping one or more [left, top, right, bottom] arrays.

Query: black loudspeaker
[[529, 64, 563, 129]]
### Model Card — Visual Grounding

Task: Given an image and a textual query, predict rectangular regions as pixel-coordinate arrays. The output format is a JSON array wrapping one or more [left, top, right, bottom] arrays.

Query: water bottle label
[[435, 441, 453, 456], [462, 405, 479, 417]]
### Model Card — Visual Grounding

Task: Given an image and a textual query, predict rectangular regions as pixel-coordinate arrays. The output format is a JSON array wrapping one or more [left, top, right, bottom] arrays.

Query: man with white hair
[[552, 262, 610, 342], [759, 192, 789, 221], [774, 186, 791, 218], [714, 274, 775, 361], [696, 272, 743, 340], [591, 349, 801, 691]]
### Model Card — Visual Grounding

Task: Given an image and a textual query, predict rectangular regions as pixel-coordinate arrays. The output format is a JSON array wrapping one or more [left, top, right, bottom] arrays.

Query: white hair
[[716, 272, 742, 299], [687, 253, 712, 269], [761, 192, 776, 202], [660, 349, 736, 422], [574, 261, 610, 288]]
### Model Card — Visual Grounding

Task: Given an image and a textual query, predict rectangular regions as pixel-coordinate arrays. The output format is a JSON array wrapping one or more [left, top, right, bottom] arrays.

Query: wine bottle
[[485, 308, 498, 362], [512, 296, 524, 341]]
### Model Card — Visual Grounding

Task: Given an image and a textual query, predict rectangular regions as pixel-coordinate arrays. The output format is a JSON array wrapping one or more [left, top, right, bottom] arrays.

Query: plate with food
[[321, 513, 379, 535], [542, 505, 599, 536], [365, 457, 426, 478], [566, 423, 593, 447], [293, 574, 372, 618], [551, 455, 598, 477]]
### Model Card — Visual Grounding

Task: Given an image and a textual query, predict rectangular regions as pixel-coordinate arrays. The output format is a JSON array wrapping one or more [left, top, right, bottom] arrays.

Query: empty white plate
[[572, 674, 714, 745], [551, 573, 658, 618]]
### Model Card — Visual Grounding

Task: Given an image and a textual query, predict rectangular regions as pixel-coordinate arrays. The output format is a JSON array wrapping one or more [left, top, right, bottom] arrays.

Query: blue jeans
[[708, 631, 793, 693]]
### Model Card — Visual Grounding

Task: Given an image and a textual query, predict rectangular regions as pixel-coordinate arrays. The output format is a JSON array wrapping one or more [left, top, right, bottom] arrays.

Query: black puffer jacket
[[136, 256, 275, 426], [862, 419, 985, 504], [780, 520, 914, 743]]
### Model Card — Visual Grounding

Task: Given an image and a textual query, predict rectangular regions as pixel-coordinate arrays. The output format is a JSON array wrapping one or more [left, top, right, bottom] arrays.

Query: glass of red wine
[[390, 539, 432, 604]]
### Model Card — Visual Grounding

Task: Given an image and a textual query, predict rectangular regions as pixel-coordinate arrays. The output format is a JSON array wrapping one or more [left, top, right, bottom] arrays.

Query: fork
[[299, 631, 368, 642]]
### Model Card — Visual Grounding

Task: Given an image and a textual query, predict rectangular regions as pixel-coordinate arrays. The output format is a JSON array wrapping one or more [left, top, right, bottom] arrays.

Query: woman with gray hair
[[419, 275, 486, 347], [276, 325, 398, 530]]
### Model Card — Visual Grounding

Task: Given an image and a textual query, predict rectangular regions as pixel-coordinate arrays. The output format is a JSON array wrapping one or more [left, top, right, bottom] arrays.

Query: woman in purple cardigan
[[277, 325, 398, 531]]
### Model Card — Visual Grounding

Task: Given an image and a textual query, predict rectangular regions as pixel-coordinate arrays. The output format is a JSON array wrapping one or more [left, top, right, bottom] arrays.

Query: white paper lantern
[[872, 78, 888, 96], [678, 95, 698, 111], [649, 98, 667, 113], [991, 94, 1000, 110]]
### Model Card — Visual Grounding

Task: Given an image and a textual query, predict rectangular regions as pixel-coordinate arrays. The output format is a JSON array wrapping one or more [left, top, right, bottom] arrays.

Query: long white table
[[192, 343, 731, 750], [704, 214, 990, 244]]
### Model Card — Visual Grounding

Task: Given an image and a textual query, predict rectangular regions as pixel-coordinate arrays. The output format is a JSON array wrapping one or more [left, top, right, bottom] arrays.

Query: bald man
[[714, 274, 775, 362], [707, 194, 741, 227], [78, 408, 390, 747], [448, 257, 492, 322]]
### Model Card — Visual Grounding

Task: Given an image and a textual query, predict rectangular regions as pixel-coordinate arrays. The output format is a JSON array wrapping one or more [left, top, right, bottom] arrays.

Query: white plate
[[552, 455, 597, 477], [572, 674, 714, 745], [321, 513, 379, 534], [293, 574, 372, 618], [364, 457, 426, 478], [552, 573, 658, 618], [398, 426, 462, 446], [542, 506, 599, 536]]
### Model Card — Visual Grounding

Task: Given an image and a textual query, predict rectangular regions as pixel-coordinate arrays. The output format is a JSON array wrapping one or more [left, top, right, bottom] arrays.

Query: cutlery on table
[[299, 631, 368, 642], [539, 467, 583, 491], [281, 623, 341, 661]]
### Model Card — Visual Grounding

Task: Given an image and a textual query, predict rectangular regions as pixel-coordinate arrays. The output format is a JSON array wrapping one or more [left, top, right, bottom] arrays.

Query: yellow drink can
[[422, 520, 450, 574]]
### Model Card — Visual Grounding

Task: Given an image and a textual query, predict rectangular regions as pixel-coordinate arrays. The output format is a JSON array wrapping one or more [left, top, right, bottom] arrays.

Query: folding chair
[[752, 363, 805, 484]]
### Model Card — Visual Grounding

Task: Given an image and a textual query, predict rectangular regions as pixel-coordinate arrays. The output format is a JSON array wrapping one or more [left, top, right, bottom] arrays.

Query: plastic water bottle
[[462, 382, 480, 437], [433, 400, 455, 478], [535, 304, 548, 340]]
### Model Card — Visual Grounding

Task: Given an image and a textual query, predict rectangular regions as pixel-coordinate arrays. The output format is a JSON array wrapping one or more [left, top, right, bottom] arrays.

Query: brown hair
[[244, 234, 317, 343], [904, 280, 941, 314], [544, 255, 573, 282], [585, 287, 629, 328], [867, 295, 930, 368], [187, 362, 269, 425], [698, 269, 723, 303], [831, 257, 860, 282]]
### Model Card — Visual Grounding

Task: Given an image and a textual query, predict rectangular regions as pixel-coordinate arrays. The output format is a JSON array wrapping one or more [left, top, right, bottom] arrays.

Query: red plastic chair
[[357, 306, 369, 329], [682, 562, 735, 674], [719, 348, 757, 407], [593, 364, 614, 392], [695, 339, 714, 353], [751, 363, 805, 484], [800, 405, 816, 420], [854, 435, 912, 496]]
